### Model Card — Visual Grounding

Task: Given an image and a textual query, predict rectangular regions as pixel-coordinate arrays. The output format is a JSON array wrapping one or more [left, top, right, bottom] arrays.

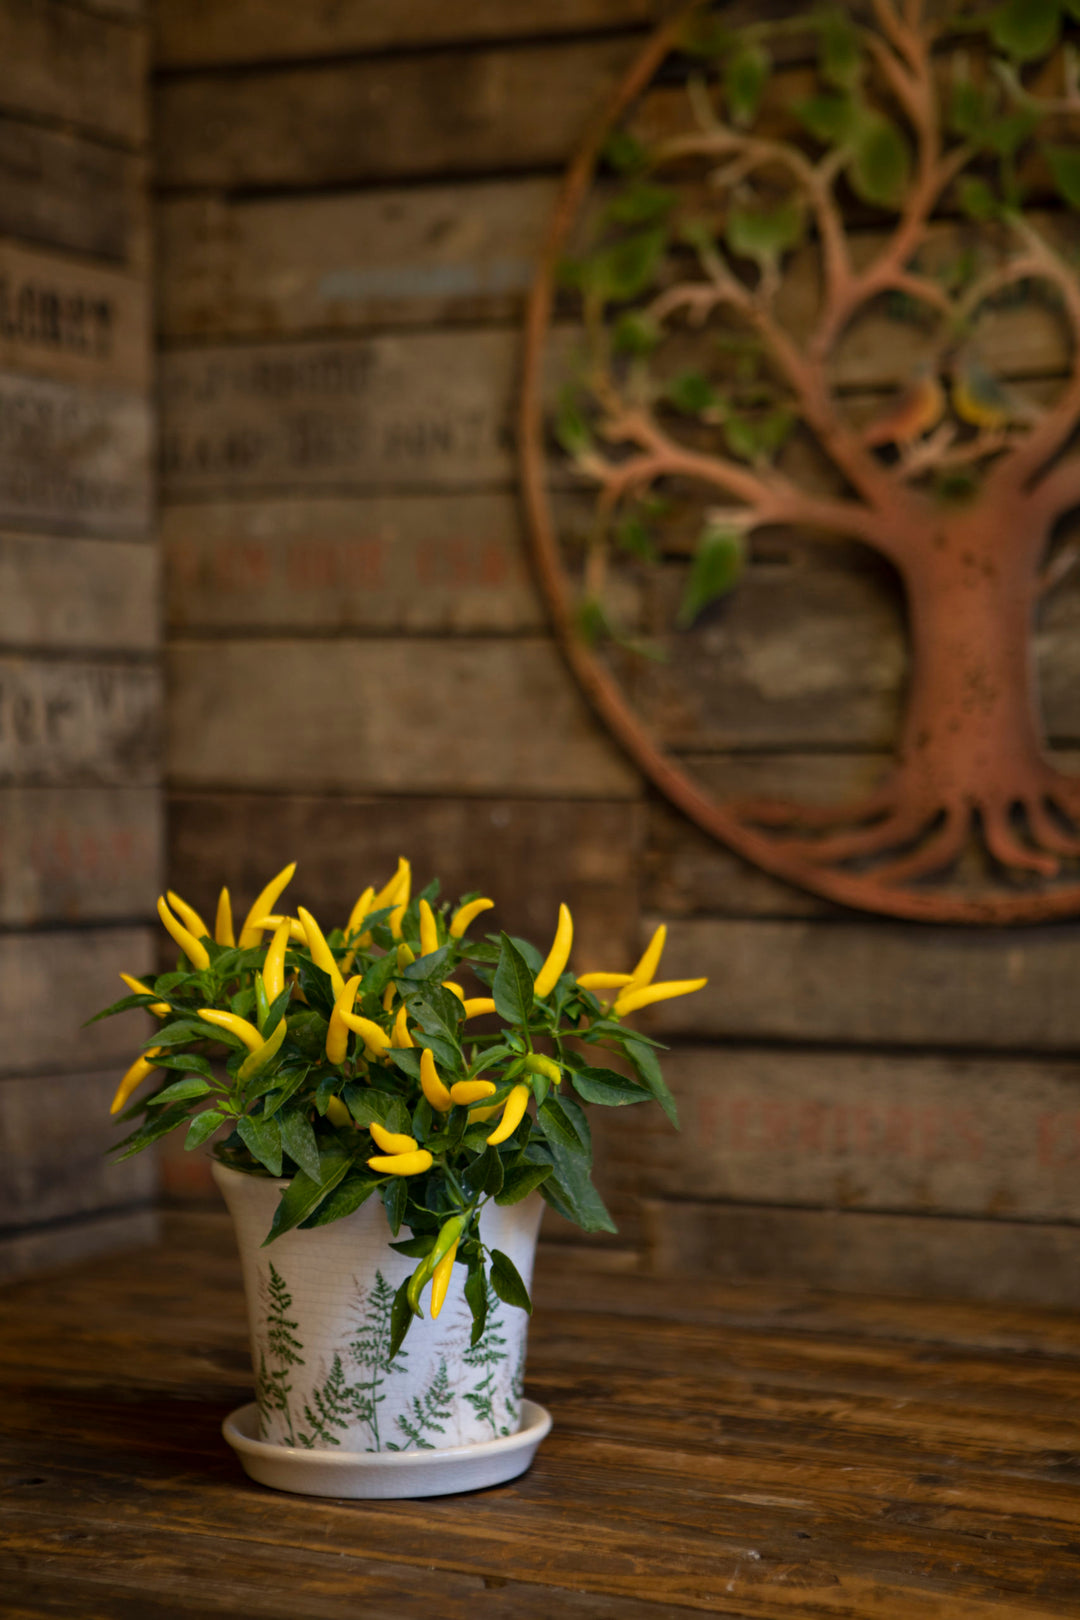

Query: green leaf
[[464, 1262, 489, 1346], [614, 512, 657, 562], [285, 1009, 330, 1060], [263, 1147, 353, 1242], [724, 42, 770, 127], [990, 0, 1060, 62], [149, 1075, 213, 1108], [796, 91, 857, 145], [278, 1108, 321, 1181], [507, 935, 544, 975], [725, 199, 804, 265], [538, 1143, 618, 1234], [949, 78, 990, 140], [492, 933, 535, 1027], [591, 227, 667, 302], [238, 1112, 282, 1176], [571, 1066, 652, 1106], [151, 1018, 220, 1049], [849, 113, 911, 209], [612, 310, 661, 357], [982, 110, 1039, 158], [490, 1249, 533, 1315], [382, 1177, 408, 1237], [602, 128, 649, 173], [476, 1144, 505, 1198], [389, 1233, 438, 1259], [554, 387, 592, 458], [677, 525, 746, 628], [1045, 144, 1080, 209], [185, 1109, 225, 1150], [818, 6, 861, 88], [343, 1084, 412, 1136], [605, 182, 676, 226], [538, 1096, 589, 1157], [625, 1037, 679, 1128], [150, 1052, 216, 1079], [297, 1173, 379, 1228], [666, 371, 718, 415], [495, 1162, 554, 1205], [957, 176, 999, 221], [388, 1277, 414, 1359], [112, 1105, 190, 1160]]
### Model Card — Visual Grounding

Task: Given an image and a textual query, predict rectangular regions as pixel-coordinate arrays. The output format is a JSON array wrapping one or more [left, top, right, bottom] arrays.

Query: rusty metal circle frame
[[518, 1, 1080, 926]]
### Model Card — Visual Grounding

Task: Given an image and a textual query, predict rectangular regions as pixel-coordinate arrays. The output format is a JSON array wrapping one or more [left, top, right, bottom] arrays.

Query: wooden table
[[3, 1214, 1080, 1618]]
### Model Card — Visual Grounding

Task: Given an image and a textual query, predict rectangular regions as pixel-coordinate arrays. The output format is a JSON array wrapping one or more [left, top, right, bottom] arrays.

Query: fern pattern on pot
[[463, 1284, 518, 1440], [255, 1262, 305, 1445]]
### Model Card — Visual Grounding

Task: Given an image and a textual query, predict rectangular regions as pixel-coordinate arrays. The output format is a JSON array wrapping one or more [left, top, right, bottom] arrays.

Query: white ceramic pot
[[213, 1161, 544, 1455]]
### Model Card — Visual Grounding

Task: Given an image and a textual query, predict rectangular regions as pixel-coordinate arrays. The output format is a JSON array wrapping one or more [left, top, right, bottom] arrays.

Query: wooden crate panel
[[154, 0, 663, 69], [160, 331, 525, 497], [0, 1206, 158, 1283], [157, 180, 558, 340], [642, 917, 1080, 1050], [599, 1046, 1080, 1223], [0, 118, 143, 264], [168, 791, 642, 972], [154, 38, 638, 191], [166, 639, 638, 797], [0, 533, 156, 652], [0, 656, 159, 786], [0, 373, 152, 535], [163, 493, 547, 635], [0, 1069, 157, 1228], [0, 786, 161, 925], [0, 925, 157, 1076], [0, 0, 147, 146], [0, 238, 150, 390], [642, 1199, 1080, 1309]]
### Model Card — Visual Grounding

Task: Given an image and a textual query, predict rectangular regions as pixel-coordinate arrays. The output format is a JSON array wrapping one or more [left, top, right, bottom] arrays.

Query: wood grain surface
[[0, 534, 156, 652], [0, 786, 161, 924], [0, 656, 159, 785], [3, 1220, 1080, 1614], [0, 118, 145, 265], [0, 925, 156, 1076], [0, 0, 147, 146], [166, 639, 638, 797], [0, 239, 150, 391]]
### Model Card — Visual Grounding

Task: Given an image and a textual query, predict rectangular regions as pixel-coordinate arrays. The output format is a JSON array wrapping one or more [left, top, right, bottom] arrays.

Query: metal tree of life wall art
[[521, 0, 1080, 922]]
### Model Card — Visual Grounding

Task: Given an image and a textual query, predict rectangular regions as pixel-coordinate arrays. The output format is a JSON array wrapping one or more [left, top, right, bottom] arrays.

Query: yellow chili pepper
[[298, 906, 346, 1002], [629, 923, 667, 989], [262, 920, 291, 1004], [449, 897, 494, 938], [338, 1006, 391, 1057], [198, 1008, 264, 1052], [326, 1095, 352, 1128], [119, 973, 170, 1018], [346, 885, 375, 941], [157, 895, 211, 971], [462, 997, 497, 1019], [342, 884, 376, 970], [214, 887, 235, 947], [249, 913, 307, 943], [372, 857, 410, 911], [393, 1003, 414, 1048], [576, 972, 633, 991], [449, 1079, 497, 1106], [238, 862, 297, 948], [486, 1082, 530, 1145], [388, 902, 406, 940], [442, 981, 465, 1003], [396, 941, 415, 969], [367, 1149, 433, 1176], [382, 983, 396, 1013], [612, 977, 708, 1017], [420, 1047, 452, 1112], [524, 1053, 562, 1086], [369, 1121, 418, 1156], [534, 903, 573, 998], [429, 1239, 459, 1319], [325, 975, 362, 1065], [167, 890, 210, 943], [110, 1049, 162, 1115], [418, 898, 439, 957], [237, 1013, 289, 1080], [468, 1102, 501, 1123]]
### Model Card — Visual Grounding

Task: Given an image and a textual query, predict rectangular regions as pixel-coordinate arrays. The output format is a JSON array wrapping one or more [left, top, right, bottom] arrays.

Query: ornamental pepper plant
[[94, 860, 706, 1354]]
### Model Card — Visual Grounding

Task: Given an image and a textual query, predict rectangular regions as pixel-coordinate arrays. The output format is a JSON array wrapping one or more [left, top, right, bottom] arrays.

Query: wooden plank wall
[[0, 0, 160, 1279], [154, 2, 1080, 1306]]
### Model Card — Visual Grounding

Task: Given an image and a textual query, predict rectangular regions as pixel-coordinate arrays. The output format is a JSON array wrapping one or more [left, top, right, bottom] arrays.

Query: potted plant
[[94, 859, 705, 1496]]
